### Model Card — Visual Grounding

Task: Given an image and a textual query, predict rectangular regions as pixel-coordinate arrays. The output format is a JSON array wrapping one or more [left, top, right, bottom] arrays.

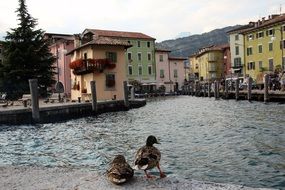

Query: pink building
[[155, 49, 187, 93], [45, 33, 74, 97]]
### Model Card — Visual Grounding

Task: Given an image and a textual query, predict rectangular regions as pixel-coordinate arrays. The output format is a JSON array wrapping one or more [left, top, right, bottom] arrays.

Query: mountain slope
[[157, 26, 240, 57]]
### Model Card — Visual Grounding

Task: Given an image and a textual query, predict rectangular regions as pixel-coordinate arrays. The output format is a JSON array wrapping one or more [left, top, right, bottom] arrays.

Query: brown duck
[[107, 155, 134, 184], [134, 135, 166, 178]]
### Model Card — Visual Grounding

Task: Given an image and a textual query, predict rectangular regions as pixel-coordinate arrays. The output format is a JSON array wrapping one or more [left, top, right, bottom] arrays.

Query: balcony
[[70, 59, 116, 75]]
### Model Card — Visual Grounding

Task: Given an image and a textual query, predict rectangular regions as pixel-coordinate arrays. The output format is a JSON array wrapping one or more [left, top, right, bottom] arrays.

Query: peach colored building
[[67, 33, 131, 101], [169, 57, 188, 92], [45, 33, 74, 97], [155, 49, 187, 92]]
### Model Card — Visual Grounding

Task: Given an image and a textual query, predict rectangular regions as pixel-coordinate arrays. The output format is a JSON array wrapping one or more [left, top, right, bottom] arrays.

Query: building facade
[[45, 33, 74, 97], [0, 42, 3, 66], [67, 34, 131, 101], [190, 45, 225, 82], [81, 29, 156, 87], [241, 14, 285, 84], [227, 24, 254, 76]]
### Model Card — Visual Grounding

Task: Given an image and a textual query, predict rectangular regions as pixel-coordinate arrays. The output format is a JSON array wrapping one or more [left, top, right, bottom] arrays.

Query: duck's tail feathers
[[112, 178, 126, 184], [133, 164, 148, 170]]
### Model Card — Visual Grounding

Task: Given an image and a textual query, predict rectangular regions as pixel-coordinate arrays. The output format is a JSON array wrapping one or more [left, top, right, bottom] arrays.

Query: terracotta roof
[[169, 57, 187, 61], [85, 29, 156, 40], [240, 14, 285, 34], [155, 48, 171, 52], [227, 24, 255, 34], [66, 36, 132, 55]]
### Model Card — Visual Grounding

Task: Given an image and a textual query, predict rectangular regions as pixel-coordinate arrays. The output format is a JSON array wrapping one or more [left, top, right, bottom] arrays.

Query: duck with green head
[[134, 135, 166, 178]]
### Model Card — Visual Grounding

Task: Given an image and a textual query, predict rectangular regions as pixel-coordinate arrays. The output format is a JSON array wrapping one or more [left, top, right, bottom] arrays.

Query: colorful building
[[67, 33, 131, 101], [227, 24, 254, 76], [240, 14, 285, 84], [169, 57, 188, 92], [81, 29, 156, 88], [45, 33, 74, 97], [155, 49, 187, 92], [189, 45, 226, 82], [0, 43, 3, 66], [189, 53, 199, 81]]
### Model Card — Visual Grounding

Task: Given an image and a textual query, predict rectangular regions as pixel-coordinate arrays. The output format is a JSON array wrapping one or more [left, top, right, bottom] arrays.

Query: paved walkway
[[0, 166, 274, 190]]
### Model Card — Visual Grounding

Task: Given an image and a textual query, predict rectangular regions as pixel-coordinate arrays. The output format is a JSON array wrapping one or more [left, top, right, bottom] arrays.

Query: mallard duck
[[134, 135, 166, 178], [107, 155, 134, 184]]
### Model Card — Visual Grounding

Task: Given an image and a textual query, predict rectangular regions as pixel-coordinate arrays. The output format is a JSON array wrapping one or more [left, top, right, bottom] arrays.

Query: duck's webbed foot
[[157, 163, 166, 178]]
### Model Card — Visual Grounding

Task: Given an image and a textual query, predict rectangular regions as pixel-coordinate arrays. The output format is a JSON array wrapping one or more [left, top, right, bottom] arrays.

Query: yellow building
[[189, 46, 224, 82], [67, 33, 131, 101], [241, 14, 285, 84]]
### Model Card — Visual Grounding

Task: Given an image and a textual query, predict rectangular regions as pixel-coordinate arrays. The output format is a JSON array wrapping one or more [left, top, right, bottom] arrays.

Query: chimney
[[74, 34, 81, 48], [262, 17, 266, 23]]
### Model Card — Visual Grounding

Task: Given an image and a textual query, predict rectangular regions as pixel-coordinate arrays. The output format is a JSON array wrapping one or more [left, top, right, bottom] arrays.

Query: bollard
[[225, 80, 229, 99], [29, 79, 40, 122], [235, 78, 239, 101], [216, 82, 220, 99], [264, 74, 269, 102], [90, 81, 97, 112], [130, 86, 135, 100], [247, 77, 253, 101], [208, 82, 211, 97], [123, 81, 129, 108], [203, 84, 207, 97], [214, 81, 218, 99]]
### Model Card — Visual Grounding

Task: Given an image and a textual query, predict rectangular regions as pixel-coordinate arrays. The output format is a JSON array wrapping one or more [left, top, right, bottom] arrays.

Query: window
[[0, 49, 2, 54], [128, 65, 133, 75], [257, 32, 264, 38], [234, 57, 241, 67], [258, 44, 263, 53], [282, 25, 285, 32], [269, 42, 273, 51], [281, 40, 285, 49], [174, 69, 178, 78], [235, 46, 239, 55], [258, 61, 263, 70], [147, 53, 151, 61], [0, 59, 2, 65], [106, 52, 117, 62], [268, 29, 275, 36], [159, 54, 163, 62], [137, 41, 141, 47], [247, 62, 255, 70], [148, 65, 152, 75], [127, 52, 132, 61], [128, 40, 131, 44], [138, 65, 142, 75], [160, 69, 164, 78], [248, 34, 254, 40], [269, 59, 274, 71], [137, 53, 142, 61], [235, 34, 239, 41], [105, 73, 115, 88], [84, 52, 88, 60], [247, 47, 253, 55], [147, 42, 151, 48]]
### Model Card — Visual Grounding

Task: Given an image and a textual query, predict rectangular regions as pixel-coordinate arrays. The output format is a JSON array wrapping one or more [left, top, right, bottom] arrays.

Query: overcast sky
[[0, 0, 284, 42]]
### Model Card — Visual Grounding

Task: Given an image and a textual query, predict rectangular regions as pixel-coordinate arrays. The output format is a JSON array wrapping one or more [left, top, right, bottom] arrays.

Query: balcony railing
[[70, 59, 116, 75]]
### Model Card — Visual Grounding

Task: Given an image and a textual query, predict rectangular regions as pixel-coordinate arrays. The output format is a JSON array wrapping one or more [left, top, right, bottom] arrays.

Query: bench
[[18, 94, 32, 107], [47, 93, 64, 103]]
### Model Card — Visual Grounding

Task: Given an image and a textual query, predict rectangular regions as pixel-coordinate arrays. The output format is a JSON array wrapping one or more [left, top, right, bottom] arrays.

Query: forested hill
[[156, 25, 241, 57]]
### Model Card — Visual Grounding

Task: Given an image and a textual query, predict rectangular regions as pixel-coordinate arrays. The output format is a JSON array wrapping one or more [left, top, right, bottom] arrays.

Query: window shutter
[[253, 62, 255, 70], [113, 52, 117, 62], [256, 33, 258, 38], [266, 30, 268, 36], [272, 29, 275, 35]]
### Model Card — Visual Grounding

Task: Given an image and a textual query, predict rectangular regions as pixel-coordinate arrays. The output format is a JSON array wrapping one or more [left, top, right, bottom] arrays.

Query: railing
[[70, 59, 116, 75]]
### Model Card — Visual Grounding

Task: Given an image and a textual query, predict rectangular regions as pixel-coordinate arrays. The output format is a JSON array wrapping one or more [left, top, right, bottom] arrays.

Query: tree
[[0, 0, 56, 99]]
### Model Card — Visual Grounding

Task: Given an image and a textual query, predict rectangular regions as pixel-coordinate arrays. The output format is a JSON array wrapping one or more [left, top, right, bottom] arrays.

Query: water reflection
[[0, 96, 284, 189]]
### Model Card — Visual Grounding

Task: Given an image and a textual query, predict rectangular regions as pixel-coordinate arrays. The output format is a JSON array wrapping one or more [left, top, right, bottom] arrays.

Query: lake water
[[0, 96, 284, 189]]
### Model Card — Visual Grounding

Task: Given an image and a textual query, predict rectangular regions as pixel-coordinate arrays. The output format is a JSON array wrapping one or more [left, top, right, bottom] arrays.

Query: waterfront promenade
[[0, 166, 274, 190]]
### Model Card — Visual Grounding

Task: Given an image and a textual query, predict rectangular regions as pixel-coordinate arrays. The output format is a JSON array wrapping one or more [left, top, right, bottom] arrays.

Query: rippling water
[[0, 96, 285, 189]]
